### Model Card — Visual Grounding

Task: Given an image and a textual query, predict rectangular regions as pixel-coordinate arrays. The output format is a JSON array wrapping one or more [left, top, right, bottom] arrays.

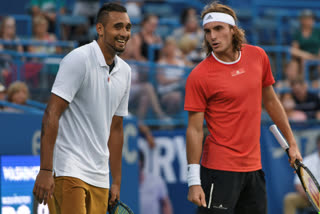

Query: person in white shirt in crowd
[[283, 134, 320, 214], [139, 151, 173, 214]]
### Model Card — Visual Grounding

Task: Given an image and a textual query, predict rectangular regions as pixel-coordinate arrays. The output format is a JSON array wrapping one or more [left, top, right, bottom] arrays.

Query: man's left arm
[[262, 85, 303, 164], [108, 115, 124, 206]]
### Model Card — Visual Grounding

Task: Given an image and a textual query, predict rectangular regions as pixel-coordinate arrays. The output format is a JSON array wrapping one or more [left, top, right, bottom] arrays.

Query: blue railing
[[0, 39, 78, 49], [0, 100, 44, 114], [251, 0, 320, 45], [0, 39, 77, 80], [0, 38, 319, 125], [304, 60, 320, 83], [261, 45, 291, 80]]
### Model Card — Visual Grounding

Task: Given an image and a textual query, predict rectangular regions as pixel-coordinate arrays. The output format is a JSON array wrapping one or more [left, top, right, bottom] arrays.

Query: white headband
[[202, 12, 236, 26]]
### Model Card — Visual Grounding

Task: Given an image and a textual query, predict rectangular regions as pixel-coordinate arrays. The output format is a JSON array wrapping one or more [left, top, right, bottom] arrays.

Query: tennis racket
[[269, 124, 320, 212], [108, 200, 134, 214]]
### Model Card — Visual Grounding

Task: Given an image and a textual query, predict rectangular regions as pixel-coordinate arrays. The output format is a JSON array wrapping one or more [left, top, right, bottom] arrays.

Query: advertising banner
[[1, 155, 41, 214], [0, 112, 139, 214]]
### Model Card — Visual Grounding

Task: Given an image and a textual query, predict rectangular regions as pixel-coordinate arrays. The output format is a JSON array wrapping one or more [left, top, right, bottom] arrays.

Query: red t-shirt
[[184, 44, 275, 172]]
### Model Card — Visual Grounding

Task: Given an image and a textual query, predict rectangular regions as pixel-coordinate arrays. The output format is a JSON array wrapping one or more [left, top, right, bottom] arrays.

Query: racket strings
[[115, 205, 130, 214], [300, 167, 320, 211], [109, 202, 134, 214]]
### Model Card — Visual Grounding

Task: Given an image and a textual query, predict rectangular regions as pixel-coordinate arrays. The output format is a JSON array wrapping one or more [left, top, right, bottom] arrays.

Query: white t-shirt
[[139, 173, 168, 214], [52, 40, 131, 188], [157, 60, 185, 95], [294, 152, 320, 185]]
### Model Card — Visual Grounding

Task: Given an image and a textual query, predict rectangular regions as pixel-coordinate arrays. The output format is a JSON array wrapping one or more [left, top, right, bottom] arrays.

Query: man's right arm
[[186, 111, 206, 207], [33, 93, 69, 205], [186, 111, 204, 165]]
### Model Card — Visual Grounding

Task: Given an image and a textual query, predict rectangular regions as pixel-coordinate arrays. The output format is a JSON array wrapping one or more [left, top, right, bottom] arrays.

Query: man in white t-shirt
[[283, 134, 320, 214], [139, 151, 173, 214], [33, 3, 132, 214]]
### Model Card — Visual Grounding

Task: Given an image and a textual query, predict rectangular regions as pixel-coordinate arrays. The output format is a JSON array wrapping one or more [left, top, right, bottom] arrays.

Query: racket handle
[[269, 125, 289, 150]]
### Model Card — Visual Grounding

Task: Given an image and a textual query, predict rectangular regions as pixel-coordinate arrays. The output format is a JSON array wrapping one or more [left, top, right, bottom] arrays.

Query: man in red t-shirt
[[184, 3, 302, 214]]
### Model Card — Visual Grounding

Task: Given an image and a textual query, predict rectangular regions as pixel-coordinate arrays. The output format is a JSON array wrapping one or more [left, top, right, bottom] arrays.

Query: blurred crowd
[[0, 2, 320, 214], [0, 0, 320, 126]]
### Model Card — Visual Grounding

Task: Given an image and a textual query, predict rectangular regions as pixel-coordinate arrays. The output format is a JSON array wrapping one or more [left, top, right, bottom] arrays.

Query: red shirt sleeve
[[184, 69, 207, 112], [259, 47, 275, 87]]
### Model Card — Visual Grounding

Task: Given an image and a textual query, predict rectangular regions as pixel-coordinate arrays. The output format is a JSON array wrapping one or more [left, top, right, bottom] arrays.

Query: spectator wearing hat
[[289, 9, 320, 81]]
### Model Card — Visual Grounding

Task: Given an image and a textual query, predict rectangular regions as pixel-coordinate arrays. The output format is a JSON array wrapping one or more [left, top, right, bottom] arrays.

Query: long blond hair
[[201, 2, 246, 55]]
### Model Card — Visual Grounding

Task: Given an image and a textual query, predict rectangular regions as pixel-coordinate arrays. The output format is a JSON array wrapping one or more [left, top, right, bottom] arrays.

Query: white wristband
[[187, 164, 201, 187]]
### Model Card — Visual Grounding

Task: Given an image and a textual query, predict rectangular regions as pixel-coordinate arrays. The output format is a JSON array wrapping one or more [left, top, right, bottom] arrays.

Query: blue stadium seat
[[142, 4, 173, 17]]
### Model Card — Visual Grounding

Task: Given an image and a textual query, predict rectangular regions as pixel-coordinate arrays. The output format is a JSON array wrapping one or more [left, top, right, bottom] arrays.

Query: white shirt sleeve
[[294, 174, 300, 185], [51, 50, 87, 103], [115, 67, 131, 116]]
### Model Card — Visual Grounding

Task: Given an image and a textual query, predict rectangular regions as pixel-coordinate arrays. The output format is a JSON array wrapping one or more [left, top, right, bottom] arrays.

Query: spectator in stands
[[172, 7, 204, 64], [173, 7, 203, 44], [138, 122, 156, 148], [3, 81, 29, 112], [157, 37, 185, 115], [0, 16, 24, 85], [73, 0, 100, 26], [30, 0, 66, 33], [127, 112, 156, 149], [6, 81, 29, 105], [27, 15, 59, 87], [178, 35, 199, 67], [125, 0, 143, 19], [0, 83, 6, 110], [0, 16, 23, 53], [120, 46, 168, 121], [28, 15, 58, 54], [283, 134, 320, 214], [71, 0, 100, 44], [275, 60, 300, 89], [129, 14, 162, 61], [139, 150, 173, 214], [290, 9, 320, 80], [290, 79, 320, 120], [280, 92, 307, 122]]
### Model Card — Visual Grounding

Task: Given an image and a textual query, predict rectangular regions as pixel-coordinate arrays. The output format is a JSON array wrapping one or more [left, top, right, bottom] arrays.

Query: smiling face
[[96, 11, 131, 55], [203, 21, 234, 57]]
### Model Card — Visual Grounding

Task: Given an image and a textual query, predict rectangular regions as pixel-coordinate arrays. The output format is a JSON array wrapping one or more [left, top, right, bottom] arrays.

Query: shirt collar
[[92, 40, 120, 72], [211, 50, 241, 65]]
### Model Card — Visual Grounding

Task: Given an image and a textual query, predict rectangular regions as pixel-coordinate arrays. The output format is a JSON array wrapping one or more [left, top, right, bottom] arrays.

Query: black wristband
[[40, 168, 53, 172]]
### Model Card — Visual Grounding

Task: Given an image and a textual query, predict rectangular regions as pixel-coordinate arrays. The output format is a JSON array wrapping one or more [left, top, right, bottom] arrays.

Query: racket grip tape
[[269, 125, 289, 150]]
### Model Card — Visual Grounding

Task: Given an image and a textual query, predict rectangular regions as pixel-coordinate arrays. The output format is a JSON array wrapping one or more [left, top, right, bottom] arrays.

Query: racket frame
[[269, 125, 320, 212]]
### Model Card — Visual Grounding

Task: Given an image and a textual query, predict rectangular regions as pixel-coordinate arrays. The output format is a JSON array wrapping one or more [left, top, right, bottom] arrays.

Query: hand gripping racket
[[108, 200, 134, 214], [269, 124, 320, 212]]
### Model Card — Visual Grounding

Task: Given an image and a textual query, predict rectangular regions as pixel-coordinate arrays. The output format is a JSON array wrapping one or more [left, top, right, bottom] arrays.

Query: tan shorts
[[48, 176, 109, 214]]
